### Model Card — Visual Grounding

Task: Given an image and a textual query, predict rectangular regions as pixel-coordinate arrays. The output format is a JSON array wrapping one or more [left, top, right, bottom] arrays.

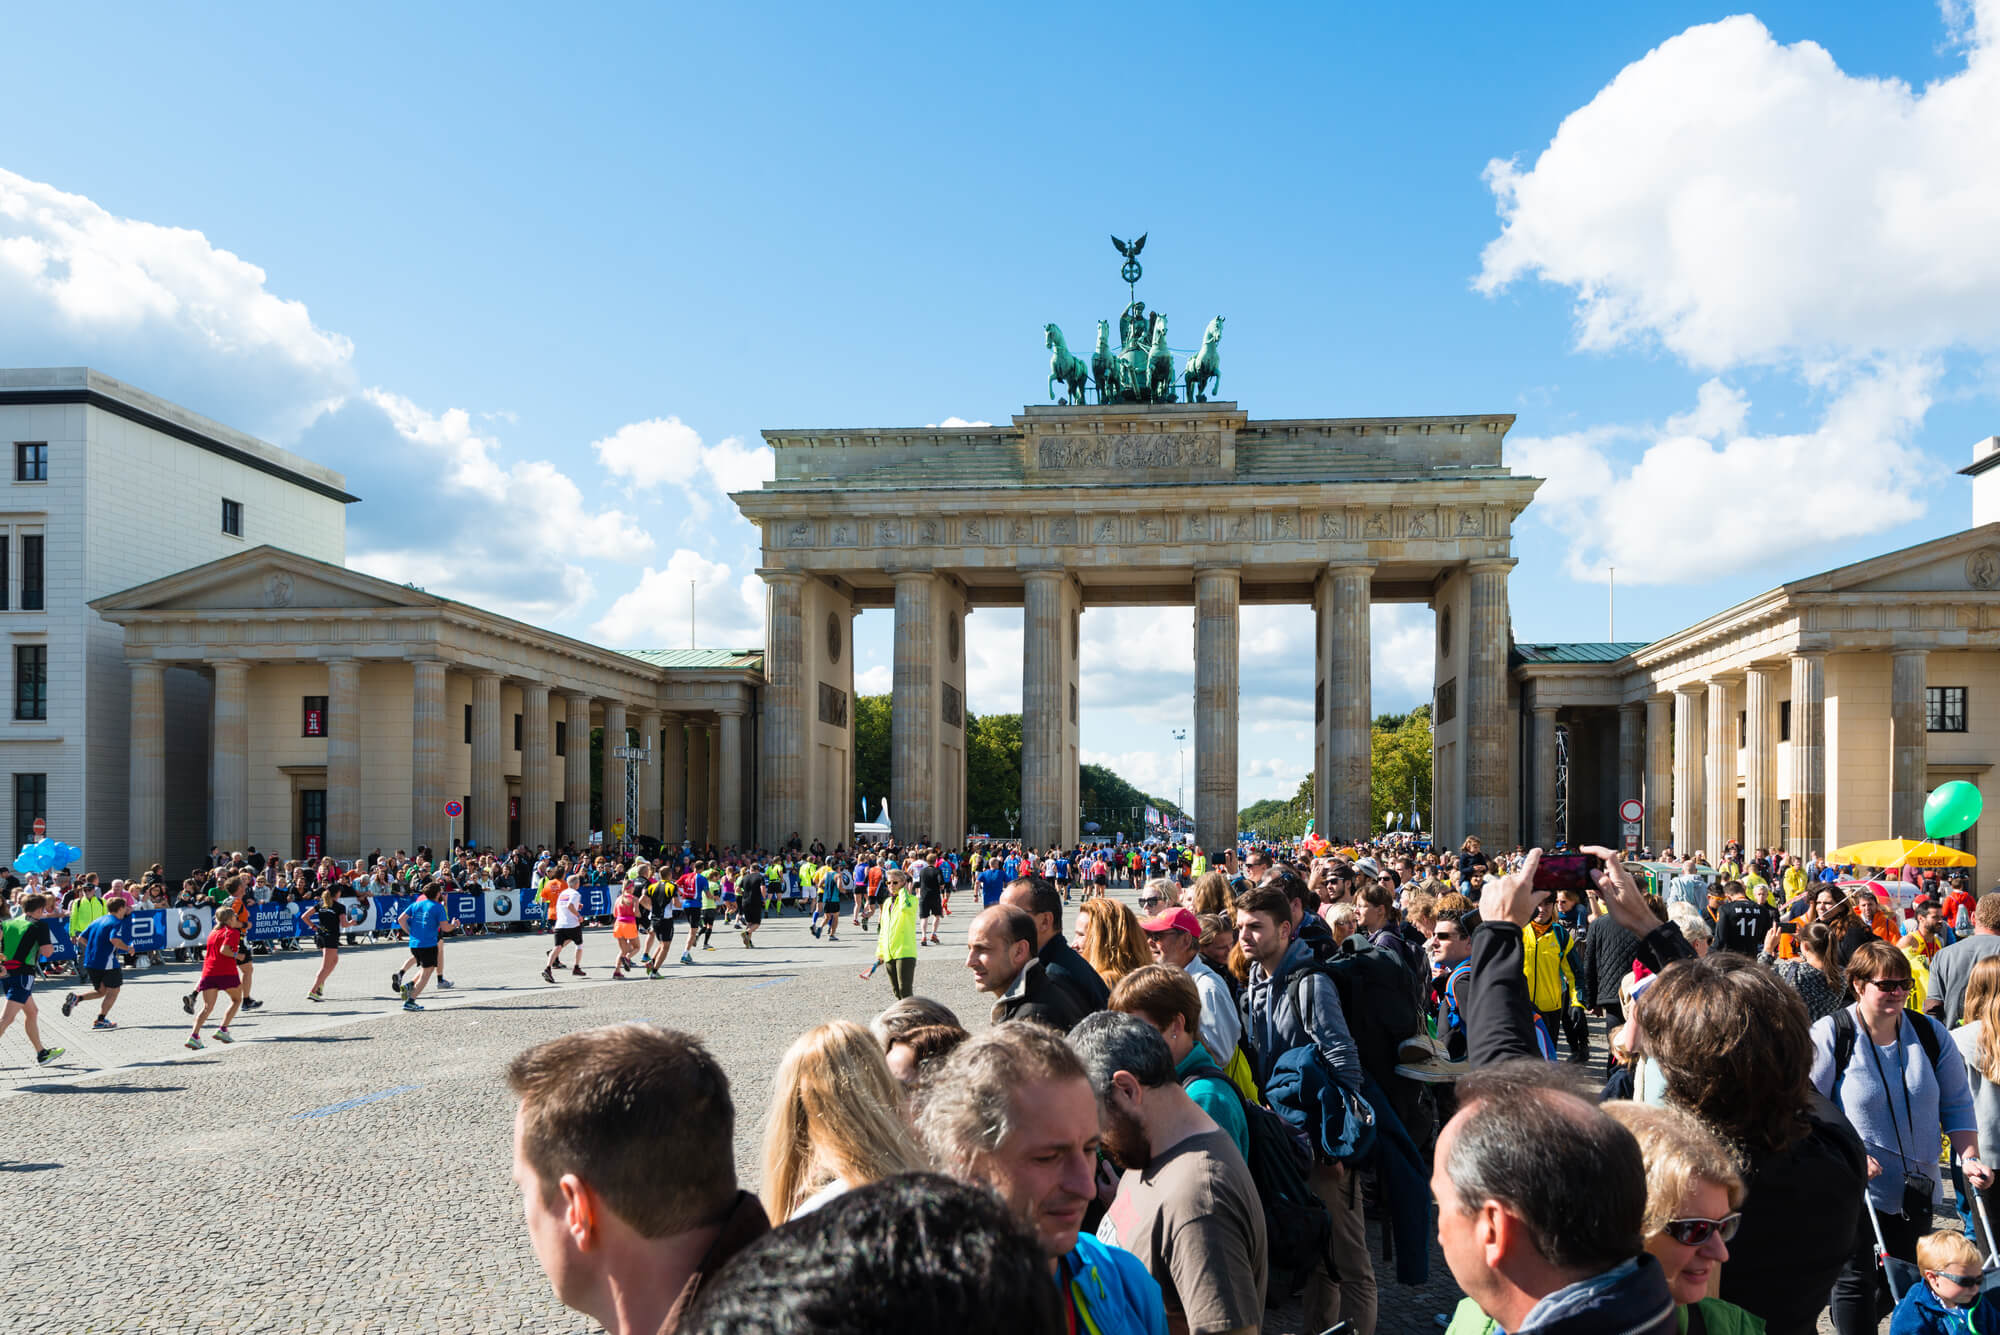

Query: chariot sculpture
[[1041, 234, 1224, 405]]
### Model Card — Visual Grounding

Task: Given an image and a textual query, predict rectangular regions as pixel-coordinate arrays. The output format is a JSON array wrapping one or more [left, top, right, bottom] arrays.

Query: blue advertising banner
[[446, 892, 485, 926], [44, 918, 75, 964], [579, 885, 613, 918], [371, 894, 412, 929], [247, 901, 300, 942], [126, 909, 168, 952], [521, 893, 547, 924]]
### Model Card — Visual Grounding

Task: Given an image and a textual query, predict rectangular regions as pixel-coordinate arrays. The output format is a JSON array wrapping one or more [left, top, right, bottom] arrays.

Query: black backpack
[[1300, 937, 1423, 1087], [1178, 1065, 1331, 1303]]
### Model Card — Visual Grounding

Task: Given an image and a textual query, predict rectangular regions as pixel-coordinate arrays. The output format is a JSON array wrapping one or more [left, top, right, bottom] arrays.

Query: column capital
[[1322, 560, 1378, 577], [890, 567, 938, 584], [1892, 645, 1932, 659], [1703, 669, 1745, 685], [1464, 557, 1518, 574], [1532, 704, 1559, 718], [1619, 699, 1645, 714], [1193, 561, 1243, 576], [208, 657, 250, 675], [713, 702, 748, 718], [756, 568, 810, 587], [1020, 566, 1070, 584]]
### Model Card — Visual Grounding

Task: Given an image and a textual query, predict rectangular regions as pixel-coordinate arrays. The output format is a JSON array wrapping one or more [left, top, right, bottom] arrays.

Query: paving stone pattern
[[0, 890, 1473, 1333]]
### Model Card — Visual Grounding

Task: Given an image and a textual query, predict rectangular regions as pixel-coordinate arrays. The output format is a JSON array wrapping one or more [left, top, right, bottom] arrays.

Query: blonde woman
[[760, 1020, 930, 1223], [1183, 869, 1235, 917], [1954, 953, 2000, 1249], [1073, 896, 1149, 988], [1602, 1101, 1762, 1330]]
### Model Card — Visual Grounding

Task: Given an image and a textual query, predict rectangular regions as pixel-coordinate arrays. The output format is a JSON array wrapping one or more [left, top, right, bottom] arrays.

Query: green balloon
[[1924, 781, 1985, 840]]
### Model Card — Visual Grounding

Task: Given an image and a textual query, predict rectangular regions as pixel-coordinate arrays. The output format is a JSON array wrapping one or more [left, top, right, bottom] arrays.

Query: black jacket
[[1580, 915, 1642, 1006], [1037, 935, 1109, 1013], [993, 957, 1092, 1032], [1718, 1089, 1866, 1335]]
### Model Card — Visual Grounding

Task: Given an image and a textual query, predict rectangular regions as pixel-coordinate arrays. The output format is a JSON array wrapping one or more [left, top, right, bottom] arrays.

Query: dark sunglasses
[[1867, 978, 1915, 994], [1430, 928, 1461, 941], [1930, 1270, 1984, 1286], [1661, 1213, 1741, 1246], [1136, 896, 1163, 908]]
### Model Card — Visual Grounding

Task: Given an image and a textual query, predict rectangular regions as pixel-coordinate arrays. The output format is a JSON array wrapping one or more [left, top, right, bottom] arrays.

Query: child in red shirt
[[188, 907, 246, 1049]]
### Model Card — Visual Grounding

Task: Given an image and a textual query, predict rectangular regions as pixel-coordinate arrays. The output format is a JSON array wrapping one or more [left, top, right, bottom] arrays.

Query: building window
[[20, 534, 42, 611], [13, 773, 46, 850], [513, 713, 523, 751], [1929, 686, 1968, 734], [1779, 700, 1791, 742], [0, 535, 9, 611], [1738, 711, 1747, 747], [464, 703, 472, 743], [1779, 799, 1790, 849], [14, 442, 47, 482], [303, 695, 328, 737], [299, 788, 326, 859], [555, 720, 566, 756], [14, 645, 46, 720], [221, 499, 243, 537]]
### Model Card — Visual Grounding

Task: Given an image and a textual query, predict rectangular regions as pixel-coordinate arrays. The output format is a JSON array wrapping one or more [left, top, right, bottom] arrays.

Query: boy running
[[1, 894, 64, 1064], [63, 895, 134, 1029]]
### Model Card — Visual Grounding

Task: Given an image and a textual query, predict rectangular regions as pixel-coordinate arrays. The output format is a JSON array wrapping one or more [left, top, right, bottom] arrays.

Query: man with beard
[[1069, 1011, 1265, 1335]]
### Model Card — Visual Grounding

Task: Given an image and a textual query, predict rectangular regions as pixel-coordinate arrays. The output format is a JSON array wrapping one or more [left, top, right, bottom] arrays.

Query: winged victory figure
[[1110, 233, 1147, 259]]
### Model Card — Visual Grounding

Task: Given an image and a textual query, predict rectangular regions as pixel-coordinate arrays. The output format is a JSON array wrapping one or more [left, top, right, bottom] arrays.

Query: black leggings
[[1830, 1202, 1918, 1335]]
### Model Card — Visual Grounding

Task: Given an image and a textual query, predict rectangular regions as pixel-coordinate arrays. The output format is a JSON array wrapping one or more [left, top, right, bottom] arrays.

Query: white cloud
[[1371, 604, 1436, 705], [855, 664, 892, 694], [927, 417, 993, 428], [590, 551, 767, 648], [590, 416, 775, 512]]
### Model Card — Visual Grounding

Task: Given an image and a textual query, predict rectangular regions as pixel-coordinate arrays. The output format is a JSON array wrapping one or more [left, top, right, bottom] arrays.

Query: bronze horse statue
[[1045, 324, 1089, 404]]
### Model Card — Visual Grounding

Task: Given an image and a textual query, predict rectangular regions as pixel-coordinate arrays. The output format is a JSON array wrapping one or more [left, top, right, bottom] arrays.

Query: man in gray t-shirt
[[1929, 899, 2000, 1026]]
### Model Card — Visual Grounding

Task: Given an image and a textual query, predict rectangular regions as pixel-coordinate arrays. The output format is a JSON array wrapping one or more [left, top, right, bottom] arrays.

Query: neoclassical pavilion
[[733, 400, 1542, 853]]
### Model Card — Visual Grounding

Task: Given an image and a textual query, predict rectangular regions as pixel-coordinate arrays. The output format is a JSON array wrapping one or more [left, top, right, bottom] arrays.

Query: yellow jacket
[[1521, 922, 1579, 1013], [877, 889, 918, 962]]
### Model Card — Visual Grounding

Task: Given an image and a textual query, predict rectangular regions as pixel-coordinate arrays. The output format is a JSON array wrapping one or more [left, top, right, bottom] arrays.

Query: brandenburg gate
[[732, 400, 1541, 853]]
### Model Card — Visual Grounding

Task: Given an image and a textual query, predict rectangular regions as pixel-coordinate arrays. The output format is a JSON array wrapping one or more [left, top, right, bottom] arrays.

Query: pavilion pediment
[[1788, 525, 2000, 599], [90, 547, 438, 616]]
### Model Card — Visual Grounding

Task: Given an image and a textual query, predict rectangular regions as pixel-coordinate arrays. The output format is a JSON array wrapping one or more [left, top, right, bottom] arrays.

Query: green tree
[[1079, 763, 1182, 839], [853, 694, 891, 819], [965, 711, 1022, 836], [1238, 772, 1313, 841], [1371, 704, 1433, 834]]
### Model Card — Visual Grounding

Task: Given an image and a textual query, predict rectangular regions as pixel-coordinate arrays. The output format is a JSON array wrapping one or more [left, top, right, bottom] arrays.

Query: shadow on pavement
[[0, 1160, 62, 1172]]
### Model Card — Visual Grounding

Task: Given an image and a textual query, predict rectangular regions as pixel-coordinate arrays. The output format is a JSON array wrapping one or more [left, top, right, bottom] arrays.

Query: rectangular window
[[1738, 711, 1747, 748], [0, 534, 8, 611], [14, 645, 46, 720], [1779, 700, 1792, 742], [1929, 686, 1968, 733], [13, 773, 46, 851], [464, 703, 472, 743], [14, 442, 47, 482], [555, 720, 567, 756], [514, 713, 523, 751], [221, 498, 243, 537], [1778, 799, 1790, 850], [20, 534, 42, 611], [303, 695, 328, 737], [300, 789, 326, 859]]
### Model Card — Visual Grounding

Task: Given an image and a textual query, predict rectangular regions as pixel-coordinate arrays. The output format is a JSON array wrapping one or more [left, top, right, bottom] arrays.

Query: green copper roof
[[620, 648, 764, 671], [1512, 642, 1649, 665]]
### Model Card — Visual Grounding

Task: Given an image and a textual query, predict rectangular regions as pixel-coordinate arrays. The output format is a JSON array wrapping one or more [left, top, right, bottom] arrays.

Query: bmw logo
[[491, 895, 513, 916], [175, 912, 203, 941]]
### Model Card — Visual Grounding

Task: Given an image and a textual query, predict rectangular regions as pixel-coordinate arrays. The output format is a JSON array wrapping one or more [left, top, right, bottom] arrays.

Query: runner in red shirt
[[188, 907, 246, 1050]]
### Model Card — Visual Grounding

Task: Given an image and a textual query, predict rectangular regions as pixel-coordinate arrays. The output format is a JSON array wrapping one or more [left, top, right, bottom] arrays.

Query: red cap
[[1140, 906, 1201, 937]]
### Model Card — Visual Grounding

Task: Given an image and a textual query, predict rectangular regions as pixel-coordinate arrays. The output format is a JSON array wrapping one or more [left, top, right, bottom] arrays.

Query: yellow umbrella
[[1826, 838, 1976, 870]]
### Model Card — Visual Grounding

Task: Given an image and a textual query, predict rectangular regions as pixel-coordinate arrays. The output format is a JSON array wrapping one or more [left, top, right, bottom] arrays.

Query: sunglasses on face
[[1137, 896, 1163, 909], [1867, 977, 1915, 994], [1431, 929, 1460, 942], [1661, 1213, 1741, 1246], [1929, 1270, 1983, 1286]]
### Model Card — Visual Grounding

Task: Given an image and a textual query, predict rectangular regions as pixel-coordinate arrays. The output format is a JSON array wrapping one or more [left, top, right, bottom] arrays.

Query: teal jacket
[[1061, 1233, 1167, 1335]]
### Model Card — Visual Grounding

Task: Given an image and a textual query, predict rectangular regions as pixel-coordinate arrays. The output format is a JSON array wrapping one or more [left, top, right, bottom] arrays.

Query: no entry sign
[[443, 800, 463, 818]]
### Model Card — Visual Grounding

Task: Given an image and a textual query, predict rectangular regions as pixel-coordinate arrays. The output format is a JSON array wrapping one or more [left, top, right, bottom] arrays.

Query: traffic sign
[[1618, 798, 1644, 824], [31, 818, 45, 836], [443, 800, 463, 818]]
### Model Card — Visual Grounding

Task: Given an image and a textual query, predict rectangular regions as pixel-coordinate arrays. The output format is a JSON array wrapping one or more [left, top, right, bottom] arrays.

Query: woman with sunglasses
[[1812, 940, 1991, 1335], [1604, 1101, 1762, 1334]]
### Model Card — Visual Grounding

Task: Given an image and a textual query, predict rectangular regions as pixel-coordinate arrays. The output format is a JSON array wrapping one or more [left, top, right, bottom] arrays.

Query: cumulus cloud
[[589, 550, 766, 648], [927, 417, 993, 428], [590, 416, 774, 517], [1476, 3, 2000, 580]]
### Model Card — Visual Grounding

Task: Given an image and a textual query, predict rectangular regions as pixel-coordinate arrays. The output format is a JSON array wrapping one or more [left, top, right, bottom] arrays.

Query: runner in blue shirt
[[63, 895, 134, 1029], [977, 863, 1006, 906], [395, 887, 452, 1012], [1053, 854, 1072, 901]]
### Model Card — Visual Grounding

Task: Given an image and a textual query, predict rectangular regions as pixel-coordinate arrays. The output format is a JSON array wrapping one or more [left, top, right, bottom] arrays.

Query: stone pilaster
[[562, 691, 592, 848], [1317, 563, 1373, 841], [688, 719, 711, 850], [1194, 566, 1242, 854], [705, 723, 722, 848], [1532, 705, 1560, 849], [1644, 696, 1672, 851], [1892, 648, 1929, 840], [469, 672, 504, 852], [1464, 560, 1514, 846], [600, 700, 629, 844], [638, 709, 663, 842], [661, 713, 687, 845], [1021, 570, 1080, 849], [1617, 702, 1643, 836], [1788, 653, 1826, 858], [891, 571, 938, 845], [129, 660, 166, 874], [1704, 675, 1739, 856], [521, 683, 553, 850], [718, 708, 744, 849], [1672, 686, 1704, 856], [326, 658, 362, 860], [210, 660, 249, 851], [1742, 667, 1779, 855], [412, 660, 450, 855], [758, 572, 807, 851]]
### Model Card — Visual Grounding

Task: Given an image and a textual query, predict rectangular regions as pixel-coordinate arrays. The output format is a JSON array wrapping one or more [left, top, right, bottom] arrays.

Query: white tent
[[853, 797, 892, 842]]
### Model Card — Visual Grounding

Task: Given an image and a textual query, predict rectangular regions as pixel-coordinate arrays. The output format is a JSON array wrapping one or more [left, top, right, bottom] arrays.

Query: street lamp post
[[1172, 727, 1187, 841]]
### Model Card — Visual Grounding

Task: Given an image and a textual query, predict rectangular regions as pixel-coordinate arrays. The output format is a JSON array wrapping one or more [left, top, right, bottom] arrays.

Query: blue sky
[[5, 1, 1999, 809]]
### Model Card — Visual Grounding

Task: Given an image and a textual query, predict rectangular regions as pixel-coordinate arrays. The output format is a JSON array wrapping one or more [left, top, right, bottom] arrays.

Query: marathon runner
[[62, 894, 134, 1029], [542, 875, 587, 982], [305, 886, 357, 1001], [1, 894, 65, 1064], [187, 906, 247, 1049]]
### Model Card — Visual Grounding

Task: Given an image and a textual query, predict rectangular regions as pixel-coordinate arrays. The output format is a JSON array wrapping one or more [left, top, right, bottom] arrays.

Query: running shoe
[[740, 931, 750, 948], [36, 1046, 63, 1064], [612, 967, 626, 980], [389, 971, 403, 993], [181, 992, 196, 1016], [400, 981, 414, 1002], [571, 967, 587, 977], [680, 951, 693, 965], [92, 1017, 116, 1030], [810, 923, 822, 939], [213, 1028, 234, 1044], [402, 1000, 424, 1012], [704, 943, 715, 951], [242, 998, 265, 1011], [436, 979, 455, 990], [185, 1036, 204, 1050], [307, 989, 324, 1002], [542, 966, 556, 983], [61, 992, 78, 1018]]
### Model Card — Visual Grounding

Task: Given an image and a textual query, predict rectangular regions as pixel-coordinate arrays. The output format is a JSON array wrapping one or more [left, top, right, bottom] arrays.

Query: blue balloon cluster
[[15, 838, 80, 874]]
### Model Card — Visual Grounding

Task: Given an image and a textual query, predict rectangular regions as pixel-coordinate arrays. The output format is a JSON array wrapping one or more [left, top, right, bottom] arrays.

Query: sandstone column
[[1644, 696, 1672, 851], [891, 571, 938, 844], [705, 723, 722, 847], [1532, 705, 1560, 849], [1742, 667, 1779, 855], [326, 658, 362, 860], [688, 719, 711, 850], [562, 691, 592, 848], [1318, 563, 1373, 841], [1892, 649, 1929, 840], [661, 713, 687, 845], [1671, 686, 1704, 856], [129, 660, 166, 874], [1617, 702, 1644, 843], [718, 707, 744, 848], [1704, 675, 1739, 856], [600, 700, 629, 844], [1193, 566, 1242, 854], [1464, 560, 1515, 846], [521, 683, 553, 850], [638, 709, 663, 842], [210, 660, 250, 852], [469, 671, 505, 852], [759, 572, 807, 851], [411, 660, 450, 854], [1021, 570, 1069, 849], [1788, 653, 1826, 858]]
